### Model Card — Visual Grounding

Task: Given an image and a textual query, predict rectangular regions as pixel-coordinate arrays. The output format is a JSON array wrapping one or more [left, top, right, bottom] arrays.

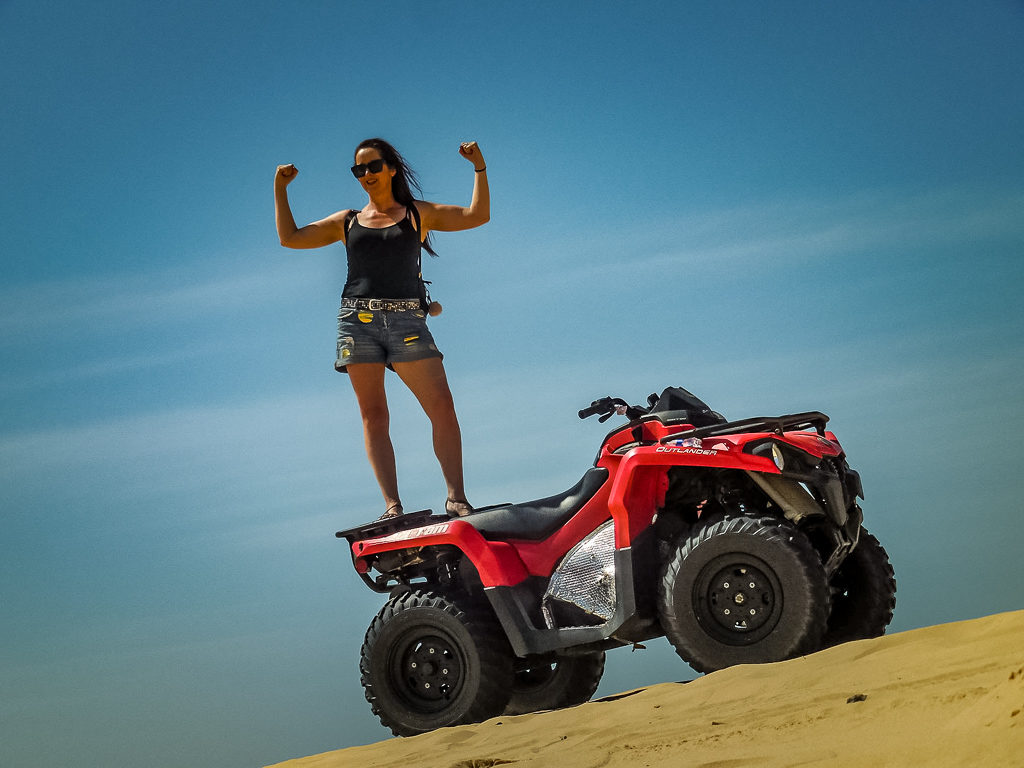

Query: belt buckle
[[367, 299, 383, 311]]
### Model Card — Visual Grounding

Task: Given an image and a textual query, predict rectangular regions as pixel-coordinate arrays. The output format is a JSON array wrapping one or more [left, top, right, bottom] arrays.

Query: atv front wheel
[[359, 590, 514, 736], [659, 514, 830, 673], [821, 528, 896, 648], [503, 651, 606, 715]]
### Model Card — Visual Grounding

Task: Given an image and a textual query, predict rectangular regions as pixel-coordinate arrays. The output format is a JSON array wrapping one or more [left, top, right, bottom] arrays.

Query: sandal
[[378, 502, 404, 521], [445, 499, 474, 518]]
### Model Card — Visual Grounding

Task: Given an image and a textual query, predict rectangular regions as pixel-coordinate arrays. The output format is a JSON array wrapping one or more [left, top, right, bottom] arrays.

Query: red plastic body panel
[[352, 520, 529, 588], [784, 430, 843, 458]]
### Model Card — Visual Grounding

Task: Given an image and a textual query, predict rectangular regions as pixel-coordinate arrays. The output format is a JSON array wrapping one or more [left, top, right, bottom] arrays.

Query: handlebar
[[579, 396, 648, 422], [578, 397, 616, 420]]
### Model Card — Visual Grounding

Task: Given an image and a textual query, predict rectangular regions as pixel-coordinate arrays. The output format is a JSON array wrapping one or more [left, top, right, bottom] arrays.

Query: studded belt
[[341, 298, 421, 311]]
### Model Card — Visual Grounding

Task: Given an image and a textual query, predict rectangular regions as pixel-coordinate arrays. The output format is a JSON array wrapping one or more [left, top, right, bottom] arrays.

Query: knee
[[424, 390, 458, 423], [360, 403, 390, 432]]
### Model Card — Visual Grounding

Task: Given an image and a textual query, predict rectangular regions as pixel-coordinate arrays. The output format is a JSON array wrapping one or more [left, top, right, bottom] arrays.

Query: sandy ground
[[267, 610, 1024, 768]]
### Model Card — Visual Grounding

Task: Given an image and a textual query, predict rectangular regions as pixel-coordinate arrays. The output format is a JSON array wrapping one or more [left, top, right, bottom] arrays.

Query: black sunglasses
[[350, 158, 387, 178]]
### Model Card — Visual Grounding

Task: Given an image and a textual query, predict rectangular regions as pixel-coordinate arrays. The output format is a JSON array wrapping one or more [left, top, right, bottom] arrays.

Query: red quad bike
[[337, 387, 896, 736]]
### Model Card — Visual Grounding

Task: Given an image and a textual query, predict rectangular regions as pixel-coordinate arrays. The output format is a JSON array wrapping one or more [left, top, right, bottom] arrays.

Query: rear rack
[[658, 411, 830, 443], [335, 508, 448, 594], [335, 508, 438, 543]]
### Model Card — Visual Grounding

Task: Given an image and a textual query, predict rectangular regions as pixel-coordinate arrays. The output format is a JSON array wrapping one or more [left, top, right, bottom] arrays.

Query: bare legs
[[393, 358, 469, 509], [346, 364, 402, 514], [347, 358, 469, 515]]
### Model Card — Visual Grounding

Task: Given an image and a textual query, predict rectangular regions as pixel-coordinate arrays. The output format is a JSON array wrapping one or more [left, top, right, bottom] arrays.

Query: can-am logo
[[375, 522, 451, 543], [656, 446, 719, 456]]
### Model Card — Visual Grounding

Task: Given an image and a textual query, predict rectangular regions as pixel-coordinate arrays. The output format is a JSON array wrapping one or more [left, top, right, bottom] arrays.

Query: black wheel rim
[[389, 631, 465, 713], [693, 554, 783, 645]]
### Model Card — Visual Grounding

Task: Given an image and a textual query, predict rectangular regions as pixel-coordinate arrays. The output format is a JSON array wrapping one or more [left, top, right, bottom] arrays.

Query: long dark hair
[[354, 138, 437, 256]]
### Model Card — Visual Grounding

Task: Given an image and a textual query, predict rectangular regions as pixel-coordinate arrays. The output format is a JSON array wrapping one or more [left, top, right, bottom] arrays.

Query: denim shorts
[[335, 303, 443, 373]]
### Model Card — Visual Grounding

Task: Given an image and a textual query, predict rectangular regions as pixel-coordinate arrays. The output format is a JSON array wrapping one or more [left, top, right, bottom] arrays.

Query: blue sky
[[2, 1, 1022, 766]]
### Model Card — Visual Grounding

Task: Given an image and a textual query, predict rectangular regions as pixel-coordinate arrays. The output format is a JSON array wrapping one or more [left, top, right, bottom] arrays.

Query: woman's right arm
[[275, 164, 348, 249]]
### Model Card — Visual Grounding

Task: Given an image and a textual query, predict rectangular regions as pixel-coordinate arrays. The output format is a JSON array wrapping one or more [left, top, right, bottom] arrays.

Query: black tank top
[[342, 208, 422, 299]]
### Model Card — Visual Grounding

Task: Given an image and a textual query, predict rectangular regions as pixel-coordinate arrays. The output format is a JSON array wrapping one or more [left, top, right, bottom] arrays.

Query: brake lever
[[599, 404, 631, 423]]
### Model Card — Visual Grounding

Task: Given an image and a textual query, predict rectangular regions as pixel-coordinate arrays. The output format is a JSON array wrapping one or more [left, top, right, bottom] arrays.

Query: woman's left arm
[[417, 142, 490, 233]]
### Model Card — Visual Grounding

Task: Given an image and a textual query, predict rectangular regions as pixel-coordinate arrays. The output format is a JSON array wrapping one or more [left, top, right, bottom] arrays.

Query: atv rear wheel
[[503, 651, 606, 715], [821, 528, 896, 648], [359, 590, 514, 736], [658, 514, 830, 673]]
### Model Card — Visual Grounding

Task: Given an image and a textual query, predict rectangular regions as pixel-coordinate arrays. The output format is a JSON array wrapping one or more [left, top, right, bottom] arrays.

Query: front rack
[[658, 411, 830, 443]]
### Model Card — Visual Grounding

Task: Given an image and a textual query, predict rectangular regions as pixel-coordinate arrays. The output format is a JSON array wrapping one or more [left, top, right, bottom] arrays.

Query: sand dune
[[267, 610, 1024, 768]]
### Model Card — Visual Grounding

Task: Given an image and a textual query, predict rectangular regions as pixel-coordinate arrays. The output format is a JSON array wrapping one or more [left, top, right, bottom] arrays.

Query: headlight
[[770, 442, 785, 471]]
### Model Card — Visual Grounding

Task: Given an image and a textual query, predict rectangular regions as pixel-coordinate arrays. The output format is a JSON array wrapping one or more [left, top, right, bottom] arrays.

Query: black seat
[[462, 467, 610, 541]]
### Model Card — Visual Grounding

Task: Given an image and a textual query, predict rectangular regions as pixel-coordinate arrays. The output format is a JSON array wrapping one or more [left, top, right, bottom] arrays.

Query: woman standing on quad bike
[[274, 138, 489, 520]]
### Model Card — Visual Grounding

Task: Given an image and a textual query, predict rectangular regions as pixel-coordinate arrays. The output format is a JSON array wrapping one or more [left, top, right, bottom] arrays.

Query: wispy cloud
[[0, 258, 332, 340], [0, 343, 220, 395], [0, 389, 359, 514], [0, 256, 340, 397], [496, 186, 1024, 292]]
